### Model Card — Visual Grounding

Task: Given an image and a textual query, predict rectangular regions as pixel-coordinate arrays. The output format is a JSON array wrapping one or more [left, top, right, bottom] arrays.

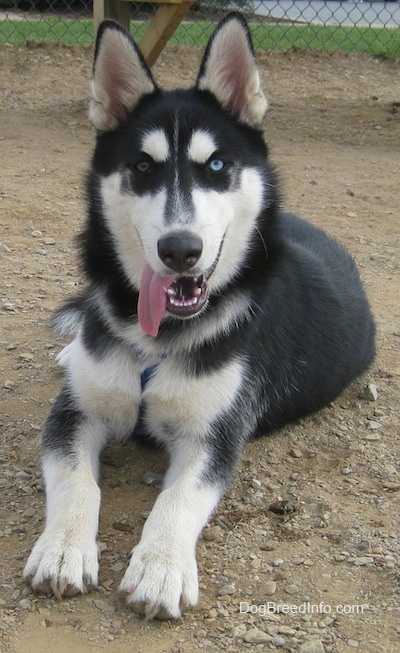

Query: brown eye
[[135, 161, 151, 174]]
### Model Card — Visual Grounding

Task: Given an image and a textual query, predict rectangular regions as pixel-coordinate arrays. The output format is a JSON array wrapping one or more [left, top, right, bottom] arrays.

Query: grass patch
[[0, 17, 399, 59]]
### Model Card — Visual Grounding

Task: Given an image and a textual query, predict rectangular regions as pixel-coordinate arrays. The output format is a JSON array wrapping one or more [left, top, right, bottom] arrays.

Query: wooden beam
[[94, 0, 131, 33], [93, 0, 194, 65], [138, 2, 192, 67]]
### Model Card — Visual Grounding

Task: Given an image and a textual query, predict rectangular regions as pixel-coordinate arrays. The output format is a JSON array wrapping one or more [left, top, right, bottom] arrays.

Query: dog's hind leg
[[23, 387, 108, 597]]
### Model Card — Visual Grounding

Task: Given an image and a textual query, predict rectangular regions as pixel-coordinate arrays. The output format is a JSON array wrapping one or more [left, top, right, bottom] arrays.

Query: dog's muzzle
[[138, 237, 223, 337]]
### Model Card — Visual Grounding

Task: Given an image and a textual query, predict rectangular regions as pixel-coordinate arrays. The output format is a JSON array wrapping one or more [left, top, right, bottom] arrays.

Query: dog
[[24, 13, 375, 619]]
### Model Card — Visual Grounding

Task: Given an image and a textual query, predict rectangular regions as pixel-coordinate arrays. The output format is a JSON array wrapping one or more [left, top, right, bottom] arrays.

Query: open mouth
[[137, 243, 223, 337], [165, 274, 208, 317]]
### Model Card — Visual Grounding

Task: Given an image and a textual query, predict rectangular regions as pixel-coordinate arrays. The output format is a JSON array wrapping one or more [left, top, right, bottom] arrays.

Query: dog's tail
[[50, 295, 84, 337]]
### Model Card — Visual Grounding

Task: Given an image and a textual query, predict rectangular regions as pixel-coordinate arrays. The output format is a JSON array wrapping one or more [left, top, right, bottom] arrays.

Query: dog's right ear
[[90, 21, 157, 132]]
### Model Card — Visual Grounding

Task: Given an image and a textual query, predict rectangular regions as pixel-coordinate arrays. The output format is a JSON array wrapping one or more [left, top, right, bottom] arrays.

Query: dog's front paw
[[24, 529, 99, 598], [119, 539, 199, 619]]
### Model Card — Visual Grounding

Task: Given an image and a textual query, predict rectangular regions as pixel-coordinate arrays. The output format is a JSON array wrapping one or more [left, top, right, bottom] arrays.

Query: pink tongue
[[138, 264, 177, 337]]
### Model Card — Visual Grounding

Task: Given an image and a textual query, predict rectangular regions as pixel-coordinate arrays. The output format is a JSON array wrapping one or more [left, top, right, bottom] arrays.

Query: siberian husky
[[24, 13, 375, 619]]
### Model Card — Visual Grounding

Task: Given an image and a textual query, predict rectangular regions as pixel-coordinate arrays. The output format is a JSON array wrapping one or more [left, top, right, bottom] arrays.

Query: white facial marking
[[100, 172, 168, 284], [141, 129, 170, 162], [187, 167, 264, 288], [187, 130, 218, 164]]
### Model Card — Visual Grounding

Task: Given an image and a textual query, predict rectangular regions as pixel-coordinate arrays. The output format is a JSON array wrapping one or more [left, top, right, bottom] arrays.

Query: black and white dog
[[24, 14, 375, 619]]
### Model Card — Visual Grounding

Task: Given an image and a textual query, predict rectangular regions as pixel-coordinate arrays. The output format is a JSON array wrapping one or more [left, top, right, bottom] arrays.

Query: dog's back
[[241, 211, 375, 435]]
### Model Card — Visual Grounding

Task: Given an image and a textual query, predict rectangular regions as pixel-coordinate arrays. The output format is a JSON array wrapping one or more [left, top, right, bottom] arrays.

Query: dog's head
[[89, 14, 272, 336]]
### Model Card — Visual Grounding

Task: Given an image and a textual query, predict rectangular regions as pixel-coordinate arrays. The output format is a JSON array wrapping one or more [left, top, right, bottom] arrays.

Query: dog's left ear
[[196, 13, 267, 128], [90, 20, 157, 132]]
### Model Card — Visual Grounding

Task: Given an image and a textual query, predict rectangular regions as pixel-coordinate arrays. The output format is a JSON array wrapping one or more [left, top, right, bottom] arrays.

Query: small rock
[[263, 581, 277, 596], [366, 419, 382, 430], [39, 237, 55, 245], [319, 616, 334, 628], [290, 447, 303, 458], [352, 556, 374, 566], [279, 625, 296, 635], [0, 242, 11, 253], [203, 526, 222, 541], [357, 540, 371, 552], [348, 640, 359, 648], [112, 521, 133, 533], [92, 599, 115, 613], [110, 562, 124, 572], [244, 627, 273, 644], [272, 635, 286, 647], [364, 432, 381, 442], [142, 471, 163, 487], [217, 584, 235, 596], [19, 353, 34, 362], [382, 481, 400, 491], [284, 583, 299, 595], [30, 230, 43, 237], [299, 642, 325, 653], [269, 499, 296, 515], [370, 253, 389, 263], [19, 599, 31, 611], [359, 383, 378, 401], [4, 380, 14, 389], [232, 624, 247, 639], [346, 188, 355, 197], [347, 211, 357, 218]]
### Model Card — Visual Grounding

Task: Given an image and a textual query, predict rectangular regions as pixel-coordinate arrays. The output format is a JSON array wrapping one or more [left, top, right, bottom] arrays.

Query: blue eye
[[208, 158, 225, 173]]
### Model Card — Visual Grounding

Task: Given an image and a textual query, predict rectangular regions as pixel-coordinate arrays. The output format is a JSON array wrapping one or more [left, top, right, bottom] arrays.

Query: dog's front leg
[[23, 387, 108, 597], [119, 448, 224, 619], [119, 358, 247, 619]]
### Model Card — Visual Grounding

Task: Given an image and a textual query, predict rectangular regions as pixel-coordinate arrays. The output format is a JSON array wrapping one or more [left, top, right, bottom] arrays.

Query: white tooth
[[166, 288, 175, 296], [194, 288, 202, 296]]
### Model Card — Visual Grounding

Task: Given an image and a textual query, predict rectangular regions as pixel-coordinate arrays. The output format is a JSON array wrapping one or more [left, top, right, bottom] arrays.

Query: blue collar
[[132, 343, 170, 391], [140, 364, 158, 390]]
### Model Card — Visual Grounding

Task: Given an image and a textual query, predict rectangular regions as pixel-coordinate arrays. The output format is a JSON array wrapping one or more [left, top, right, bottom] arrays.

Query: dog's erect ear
[[90, 20, 157, 131], [196, 13, 267, 128]]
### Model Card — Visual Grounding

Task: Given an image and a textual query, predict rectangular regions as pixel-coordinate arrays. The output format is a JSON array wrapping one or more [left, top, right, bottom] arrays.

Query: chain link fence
[[0, 1, 399, 57]]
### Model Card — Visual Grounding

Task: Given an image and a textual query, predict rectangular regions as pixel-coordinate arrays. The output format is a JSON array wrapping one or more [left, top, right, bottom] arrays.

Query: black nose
[[158, 231, 203, 273]]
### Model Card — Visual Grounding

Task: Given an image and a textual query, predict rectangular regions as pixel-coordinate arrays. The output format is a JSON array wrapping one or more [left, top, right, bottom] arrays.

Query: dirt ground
[[0, 40, 399, 653]]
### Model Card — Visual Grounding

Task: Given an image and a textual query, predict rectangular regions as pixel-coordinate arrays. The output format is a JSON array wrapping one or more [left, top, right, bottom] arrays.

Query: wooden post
[[94, 0, 131, 33], [93, 0, 194, 67], [138, 2, 193, 67]]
